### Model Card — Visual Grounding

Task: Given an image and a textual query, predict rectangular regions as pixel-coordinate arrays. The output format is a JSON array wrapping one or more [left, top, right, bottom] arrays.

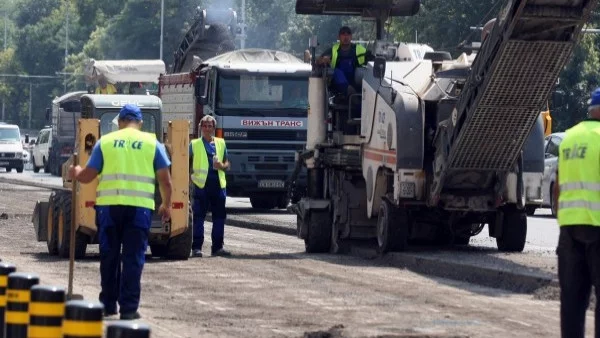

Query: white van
[[0, 123, 25, 173], [32, 126, 52, 173]]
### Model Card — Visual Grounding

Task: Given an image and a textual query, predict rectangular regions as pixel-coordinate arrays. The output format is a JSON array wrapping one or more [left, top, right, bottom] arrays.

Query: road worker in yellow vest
[[95, 74, 117, 95], [556, 87, 600, 338], [68, 104, 172, 320], [190, 115, 231, 257], [317, 26, 371, 96]]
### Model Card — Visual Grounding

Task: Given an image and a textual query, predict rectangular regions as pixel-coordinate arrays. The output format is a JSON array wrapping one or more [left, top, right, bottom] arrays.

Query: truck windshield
[[0, 128, 20, 142], [217, 74, 308, 111], [99, 111, 158, 136]]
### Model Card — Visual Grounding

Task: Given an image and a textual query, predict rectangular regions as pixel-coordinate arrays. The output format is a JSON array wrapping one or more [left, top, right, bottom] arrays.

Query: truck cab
[[196, 49, 311, 209]]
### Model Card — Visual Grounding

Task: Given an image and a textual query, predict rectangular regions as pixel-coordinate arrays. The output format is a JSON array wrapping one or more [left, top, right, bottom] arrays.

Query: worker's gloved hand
[[158, 203, 172, 223]]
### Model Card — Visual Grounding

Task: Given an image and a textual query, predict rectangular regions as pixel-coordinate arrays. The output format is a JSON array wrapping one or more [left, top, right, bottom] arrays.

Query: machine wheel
[[376, 199, 408, 254], [304, 209, 332, 253], [525, 206, 537, 216], [57, 194, 88, 259], [151, 207, 193, 260], [165, 209, 193, 260], [46, 192, 60, 255], [32, 157, 40, 173], [496, 207, 527, 252], [454, 236, 471, 245], [250, 196, 276, 210]]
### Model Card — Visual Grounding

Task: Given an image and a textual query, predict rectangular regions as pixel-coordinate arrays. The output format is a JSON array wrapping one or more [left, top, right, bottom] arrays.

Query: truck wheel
[[376, 199, 408, 254], [16, 166, 23, 173], [6, 167, 11, 172], [304, 209, 332, 253], [250, 196, 276, 210], [276, 195, 290, 209], [454, 235, 470, 245], [496, 206, 527, 252], [32, 157, 40, 173], [57, 193, 88, 259], [46, 192, 60, 255]]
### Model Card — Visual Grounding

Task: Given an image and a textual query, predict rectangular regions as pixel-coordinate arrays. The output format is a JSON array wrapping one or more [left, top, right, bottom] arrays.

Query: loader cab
[[79, 94, 163, 141]]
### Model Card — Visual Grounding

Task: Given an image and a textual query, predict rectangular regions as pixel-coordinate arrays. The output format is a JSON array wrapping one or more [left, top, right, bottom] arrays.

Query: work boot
[[120, 312, 141, 320], [211, 248, 232, 257], [103, 309, 117, 317], [191, 249, 203, 258]]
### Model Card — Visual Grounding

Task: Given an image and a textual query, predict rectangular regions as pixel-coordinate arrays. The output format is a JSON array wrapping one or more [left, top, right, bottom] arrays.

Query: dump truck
[[290, 0, 596, 253], [33, 94, 192, 260], [160, 49, 311, 208]]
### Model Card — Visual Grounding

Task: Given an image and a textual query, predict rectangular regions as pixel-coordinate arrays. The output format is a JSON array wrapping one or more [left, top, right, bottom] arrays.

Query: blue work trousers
[[97, 205, 150, 315], [192, 178, 226, 252], [332, 68, 352, 93]]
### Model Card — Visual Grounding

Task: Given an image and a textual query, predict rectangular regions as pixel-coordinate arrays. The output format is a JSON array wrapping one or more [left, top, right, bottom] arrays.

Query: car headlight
[[15, 152, 22, 158]]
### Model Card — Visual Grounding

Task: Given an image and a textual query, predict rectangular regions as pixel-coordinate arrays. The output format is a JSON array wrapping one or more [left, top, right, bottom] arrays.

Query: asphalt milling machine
[[290, 0, 597, 254], [32, 94, 192, 260]]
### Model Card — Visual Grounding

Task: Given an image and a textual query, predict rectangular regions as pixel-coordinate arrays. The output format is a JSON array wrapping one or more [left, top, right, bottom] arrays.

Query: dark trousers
[[192, 179, 227, 252], [558, 226, 600, 338], [97, 205, 150, 314]]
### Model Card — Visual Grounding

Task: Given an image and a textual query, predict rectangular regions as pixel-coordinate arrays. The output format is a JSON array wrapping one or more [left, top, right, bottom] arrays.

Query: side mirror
[[45, 108, 50, 121], [195, 74, 208, 105], [373, 57, 386, 79], [24, 134, 29, 144]]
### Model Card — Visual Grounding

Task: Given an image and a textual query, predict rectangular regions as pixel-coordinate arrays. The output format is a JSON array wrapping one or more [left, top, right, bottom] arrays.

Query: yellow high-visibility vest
[[96, 128, 157, 209], [557, 120, 600, 226], [331, 43, 367, 69], [191, 137, 227, 189]]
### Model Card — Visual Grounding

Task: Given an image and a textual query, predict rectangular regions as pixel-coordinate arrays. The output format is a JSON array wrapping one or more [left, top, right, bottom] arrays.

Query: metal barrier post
[[28, 285, 65, 338], [0, 263, 16, 338], [5, 272, 39, 338], [107, 321, 151, 338], [62, 300, 103, 338]]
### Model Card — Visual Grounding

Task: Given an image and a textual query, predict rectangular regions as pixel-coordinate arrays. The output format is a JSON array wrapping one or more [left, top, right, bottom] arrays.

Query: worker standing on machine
[[317, 26, 369, 96], [190, 115, 231, 258], [69, 104, 172, 320], [556, 87, 600, 338]]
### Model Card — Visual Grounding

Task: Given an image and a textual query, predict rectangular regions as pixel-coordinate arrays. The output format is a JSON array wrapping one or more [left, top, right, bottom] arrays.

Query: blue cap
[[118, 104, 142, 121]]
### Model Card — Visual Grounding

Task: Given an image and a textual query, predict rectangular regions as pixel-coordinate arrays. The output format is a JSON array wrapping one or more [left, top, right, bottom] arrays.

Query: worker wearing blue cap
[[69, 103, 172, 320], [555, 87, 600, 337]]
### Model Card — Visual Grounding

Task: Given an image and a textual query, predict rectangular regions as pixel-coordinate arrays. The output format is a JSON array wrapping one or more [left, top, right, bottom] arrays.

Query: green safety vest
[[191, 137, 227, 189], [96, 128, 157, 210], [557, 120, 600, 227], [331, 43, 367, 69]]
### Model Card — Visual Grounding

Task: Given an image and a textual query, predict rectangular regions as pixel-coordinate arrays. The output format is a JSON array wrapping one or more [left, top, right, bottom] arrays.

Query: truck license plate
[[258, 180, 285, 188]]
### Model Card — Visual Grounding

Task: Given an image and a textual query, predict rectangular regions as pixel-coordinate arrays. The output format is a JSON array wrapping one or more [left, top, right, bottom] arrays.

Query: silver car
[[541, 132, 564, 217]]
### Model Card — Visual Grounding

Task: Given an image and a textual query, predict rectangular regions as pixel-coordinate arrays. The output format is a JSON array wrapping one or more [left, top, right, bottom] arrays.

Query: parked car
[[541, 132, 565, 217], [0, 123, 25, 173], [32, 126, 52, 173]]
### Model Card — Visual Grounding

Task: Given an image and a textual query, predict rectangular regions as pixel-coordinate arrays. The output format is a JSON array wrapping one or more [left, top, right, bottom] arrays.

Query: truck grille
[[0, 153, 15, 158]]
